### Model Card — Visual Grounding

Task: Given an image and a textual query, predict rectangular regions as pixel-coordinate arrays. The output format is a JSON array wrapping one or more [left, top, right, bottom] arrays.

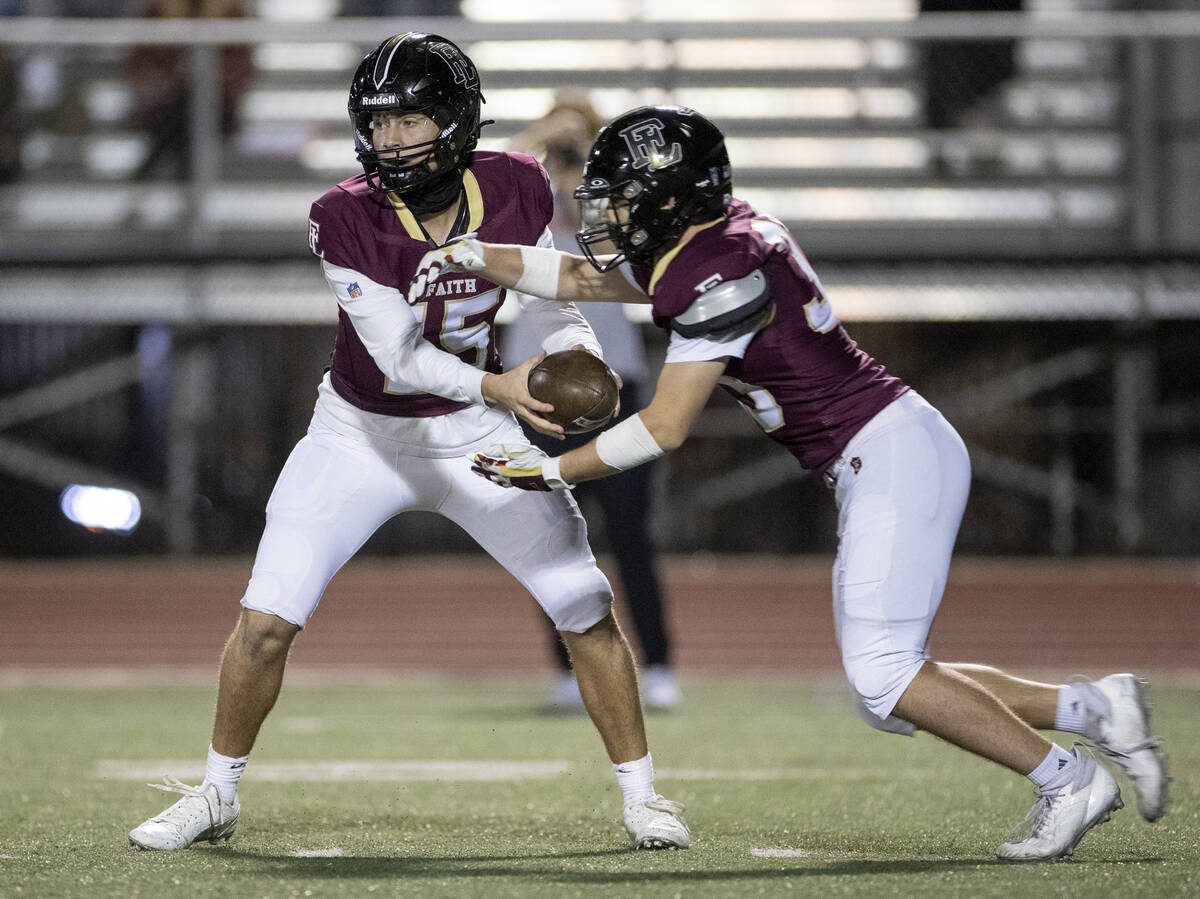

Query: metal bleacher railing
[[0, 12, 1198, 317], [0, 9, 1198, 557], [0, 10, 1198, 267]]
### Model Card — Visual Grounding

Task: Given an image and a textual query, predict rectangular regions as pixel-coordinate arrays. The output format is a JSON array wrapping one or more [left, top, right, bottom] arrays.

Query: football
[[527, 350, 620, 434]]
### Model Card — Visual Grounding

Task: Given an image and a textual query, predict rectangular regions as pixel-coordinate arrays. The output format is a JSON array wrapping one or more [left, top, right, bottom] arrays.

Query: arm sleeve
[[322, 259, 486, 405], [512, 227, 603, 357]]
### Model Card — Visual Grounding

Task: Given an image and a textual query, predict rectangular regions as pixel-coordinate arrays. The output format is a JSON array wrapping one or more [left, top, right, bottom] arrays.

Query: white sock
[[206, 745, 248, 802], [1054, 684, 1088, 733], [613, 753, 655, 805], [1027, 743, 1075, 788], [1054, 682, 1110, 737]]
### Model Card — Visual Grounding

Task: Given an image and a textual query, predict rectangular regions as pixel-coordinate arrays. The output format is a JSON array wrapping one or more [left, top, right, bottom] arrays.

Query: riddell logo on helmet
[[362, 93, 399, 106]]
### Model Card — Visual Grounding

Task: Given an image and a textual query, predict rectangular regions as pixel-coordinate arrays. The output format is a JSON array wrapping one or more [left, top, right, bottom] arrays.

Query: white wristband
[[595, 413, 664, 472], [541, 455, 573, 489], [515, 245, 563, 298]]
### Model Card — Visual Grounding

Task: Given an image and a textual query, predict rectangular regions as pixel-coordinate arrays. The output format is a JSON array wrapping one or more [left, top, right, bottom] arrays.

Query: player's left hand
[[480, 352, 564, 440], [407, 234, 485, 305], [469, 443, 570, 492]]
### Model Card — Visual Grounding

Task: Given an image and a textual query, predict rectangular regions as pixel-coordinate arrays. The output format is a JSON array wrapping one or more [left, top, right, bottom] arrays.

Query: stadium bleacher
[[1, 2, 1198, 560], [0, 0, 1157, 262]]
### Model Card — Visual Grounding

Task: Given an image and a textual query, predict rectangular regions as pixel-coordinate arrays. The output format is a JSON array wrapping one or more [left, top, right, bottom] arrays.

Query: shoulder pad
[[671, 269, 771, 338]]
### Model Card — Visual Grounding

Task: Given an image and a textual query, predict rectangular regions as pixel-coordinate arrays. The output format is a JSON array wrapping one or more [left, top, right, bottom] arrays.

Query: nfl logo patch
[[347, 282, 362, 299]]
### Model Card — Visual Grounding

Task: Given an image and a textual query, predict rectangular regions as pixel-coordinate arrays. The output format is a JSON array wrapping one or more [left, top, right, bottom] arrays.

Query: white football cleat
[[997, 745, 1122, 862], [641, 665, 681, 711], [1083, 673, 1170, 821], [623, 794, 690, 850], [129, 776, 240, 850]]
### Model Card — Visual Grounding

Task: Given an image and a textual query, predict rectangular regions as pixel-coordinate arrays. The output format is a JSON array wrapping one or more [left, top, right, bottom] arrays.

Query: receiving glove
[[469, 443, 572, 492], [407, 235, 485, 305]]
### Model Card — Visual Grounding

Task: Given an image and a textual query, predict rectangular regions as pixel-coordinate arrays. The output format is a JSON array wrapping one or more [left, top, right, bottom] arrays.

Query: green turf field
[[0, 674, 1195, 897]]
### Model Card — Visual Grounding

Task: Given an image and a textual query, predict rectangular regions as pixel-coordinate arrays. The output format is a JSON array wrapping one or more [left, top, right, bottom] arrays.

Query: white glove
[[407, 236, 485, 305], [469, 443, 572, 492]]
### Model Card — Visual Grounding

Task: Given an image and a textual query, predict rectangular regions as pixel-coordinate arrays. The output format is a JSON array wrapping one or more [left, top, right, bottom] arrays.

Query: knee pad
[[853, 693, 916, 737], [843, 648, 926, 722], [527, 560, 613, 633], [239, 518, 337, 629], [240, 578, 310, 629]]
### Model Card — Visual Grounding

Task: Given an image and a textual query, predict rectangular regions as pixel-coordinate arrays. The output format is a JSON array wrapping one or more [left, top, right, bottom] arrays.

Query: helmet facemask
[[575, 180, 656, 271], [352, 103, 476, 197]]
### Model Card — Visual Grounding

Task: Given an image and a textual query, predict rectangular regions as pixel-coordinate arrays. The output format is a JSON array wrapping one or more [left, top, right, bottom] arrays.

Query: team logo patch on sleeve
[[346, 282, 362, 299], [308, 219, 321, 256]]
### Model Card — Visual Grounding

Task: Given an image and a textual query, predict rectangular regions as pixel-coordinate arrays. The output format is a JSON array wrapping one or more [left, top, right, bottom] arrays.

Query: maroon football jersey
[[631, 198, 908, 473], [308, 151, 553, 417]]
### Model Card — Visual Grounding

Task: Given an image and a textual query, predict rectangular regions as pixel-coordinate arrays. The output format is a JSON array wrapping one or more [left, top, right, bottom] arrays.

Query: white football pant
[[829, 390, 972, 729], [240, 378, 613, 632]]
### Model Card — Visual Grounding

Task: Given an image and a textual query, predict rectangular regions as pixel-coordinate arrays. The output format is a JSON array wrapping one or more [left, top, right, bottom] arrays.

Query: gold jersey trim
[[647, 217, 724, 296], [387, 169, 484, 240]]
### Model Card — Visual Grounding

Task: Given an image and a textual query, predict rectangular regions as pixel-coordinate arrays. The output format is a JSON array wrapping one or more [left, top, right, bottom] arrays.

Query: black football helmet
[[347, 32, 487, 208], [574, 106, 732, 270]]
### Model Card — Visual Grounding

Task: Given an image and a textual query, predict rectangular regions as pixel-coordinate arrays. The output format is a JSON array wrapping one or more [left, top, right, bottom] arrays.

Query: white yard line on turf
[[94, 759, 931, 783], [281, 717, 324, 734], [658, 767, 932, 781], [94, 759, 571, 782], [292, 848, 346, 857]]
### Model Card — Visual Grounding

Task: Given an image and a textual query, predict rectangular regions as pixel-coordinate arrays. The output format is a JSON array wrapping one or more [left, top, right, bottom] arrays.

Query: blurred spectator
[[0, 42, 18, 184], [921, 0, 1022, 131], [503, 94, 681, 712], [58, 0, 141, 12], [126, 0, 252, 179]]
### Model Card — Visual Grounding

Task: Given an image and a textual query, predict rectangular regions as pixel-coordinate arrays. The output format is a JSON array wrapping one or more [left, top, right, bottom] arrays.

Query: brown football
[[527, 350, 619, 434]]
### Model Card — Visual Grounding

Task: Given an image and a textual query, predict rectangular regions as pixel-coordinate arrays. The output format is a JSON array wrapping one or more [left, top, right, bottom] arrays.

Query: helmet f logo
[[431, 42, 476, 88], [619, 119, 682, 171]]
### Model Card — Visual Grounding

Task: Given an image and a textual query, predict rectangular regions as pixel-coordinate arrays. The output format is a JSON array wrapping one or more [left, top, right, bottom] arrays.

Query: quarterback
[[128, 36, 689, 853], [415, 105, 1169, 861]]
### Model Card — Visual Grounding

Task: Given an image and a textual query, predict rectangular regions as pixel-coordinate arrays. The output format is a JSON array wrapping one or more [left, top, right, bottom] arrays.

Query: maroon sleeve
[[650, 231, 771, 327], [505, 151, 554, 236], [308, 188, 365, 271]]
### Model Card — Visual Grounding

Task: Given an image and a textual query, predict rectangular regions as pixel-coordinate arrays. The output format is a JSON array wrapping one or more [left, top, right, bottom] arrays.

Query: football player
[[129, 36, 689, 853], [416, 105, 1169, 861]]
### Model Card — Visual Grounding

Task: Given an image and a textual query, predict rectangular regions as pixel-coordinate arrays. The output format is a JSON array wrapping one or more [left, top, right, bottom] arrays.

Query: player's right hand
[[470, 443, 571, 491], [480, 352, 566, 440], [407, 235, 485, 305]]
